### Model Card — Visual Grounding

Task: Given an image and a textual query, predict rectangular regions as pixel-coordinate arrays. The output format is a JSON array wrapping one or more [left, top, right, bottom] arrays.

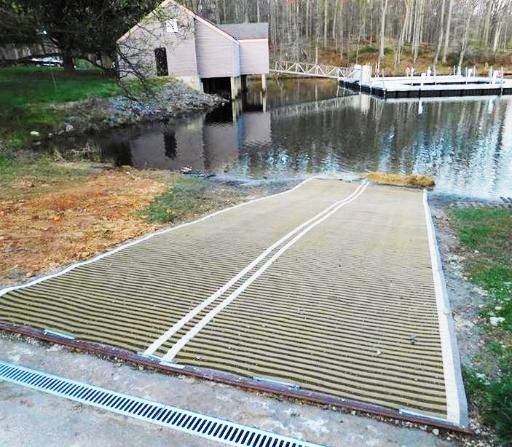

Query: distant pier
[[343, 75, 512, 98]]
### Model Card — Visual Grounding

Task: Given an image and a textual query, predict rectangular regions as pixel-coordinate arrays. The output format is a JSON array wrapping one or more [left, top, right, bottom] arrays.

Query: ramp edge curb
[[0, 321, 473, 434], [423, 190, 469, 428]]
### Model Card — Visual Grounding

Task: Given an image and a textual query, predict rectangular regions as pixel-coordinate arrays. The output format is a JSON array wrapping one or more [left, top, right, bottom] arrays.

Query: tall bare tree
[[442, 0, 454, 63], [5, 0, 512, 72], [378, 0, 389, 69]]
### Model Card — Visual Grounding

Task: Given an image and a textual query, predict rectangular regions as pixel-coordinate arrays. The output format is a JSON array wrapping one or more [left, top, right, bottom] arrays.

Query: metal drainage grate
[[0, 361, 323, 447]]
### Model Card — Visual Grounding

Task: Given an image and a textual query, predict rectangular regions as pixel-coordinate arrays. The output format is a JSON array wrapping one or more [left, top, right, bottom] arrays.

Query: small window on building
[[154, 47, 168, 77], [166, 19, 178, 33]]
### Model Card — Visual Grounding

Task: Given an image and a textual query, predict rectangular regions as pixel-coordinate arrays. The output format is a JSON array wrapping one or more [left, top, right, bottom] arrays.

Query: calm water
[[62, 78, 512, 199]]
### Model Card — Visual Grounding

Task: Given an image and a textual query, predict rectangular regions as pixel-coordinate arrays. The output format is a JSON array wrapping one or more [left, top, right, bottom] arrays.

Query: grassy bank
[[0, 66, 120, 149], [142, 177, 214, 224], [0, 65, 222, 153], [140, 175, 270, 225], [449, 208, 512, 444], [0, 153, 96, 199]]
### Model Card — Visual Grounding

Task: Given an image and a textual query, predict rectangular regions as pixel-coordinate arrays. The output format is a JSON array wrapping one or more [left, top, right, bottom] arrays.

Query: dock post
[[230, 76, 242, 99], [261, 91, 267, 112], [261, 74, 267, 93], [230, 77, 236, 99]]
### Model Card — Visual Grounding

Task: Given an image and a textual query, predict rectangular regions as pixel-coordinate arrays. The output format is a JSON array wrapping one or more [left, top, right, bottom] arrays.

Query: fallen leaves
[[0, 168, 167, 286]]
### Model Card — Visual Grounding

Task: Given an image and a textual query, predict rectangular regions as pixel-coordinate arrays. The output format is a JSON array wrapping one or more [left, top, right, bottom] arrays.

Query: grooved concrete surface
[[0, 179, 455, 422], [174, 185, 446, 417], [0, 180, 357, 352]]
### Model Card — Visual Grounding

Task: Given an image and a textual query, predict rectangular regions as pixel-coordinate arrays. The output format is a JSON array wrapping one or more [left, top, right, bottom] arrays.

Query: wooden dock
[[343, 75, 512, 98]]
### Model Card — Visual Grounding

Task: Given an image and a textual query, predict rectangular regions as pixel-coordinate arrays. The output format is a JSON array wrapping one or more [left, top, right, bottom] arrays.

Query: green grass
[[0, 65, 119, 106], [451, 208, 512, 444], [141, 175, 255, 225], [463, 352, 512, 445], [452, 208, 512, 330], [0, 153, 94, 199], [142, 176, 209, 224], [0, 65, 120, 149]]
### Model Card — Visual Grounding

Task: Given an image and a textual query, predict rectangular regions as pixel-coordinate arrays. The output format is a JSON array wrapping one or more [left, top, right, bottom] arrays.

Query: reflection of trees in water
[[244, 78, 339, 110], [236, 94, 512, 197], [374, 97, 511, 197], [396, 98, 509, 197]]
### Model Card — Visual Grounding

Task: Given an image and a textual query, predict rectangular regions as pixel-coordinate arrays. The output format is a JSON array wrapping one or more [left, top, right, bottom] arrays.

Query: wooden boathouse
[[116, 0, 269, 98]]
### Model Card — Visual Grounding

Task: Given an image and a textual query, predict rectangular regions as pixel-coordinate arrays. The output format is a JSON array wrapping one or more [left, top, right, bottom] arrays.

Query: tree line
[[184, 0, 512, 70], [1, 0, 511, 74], [0, 0, 162, 71]]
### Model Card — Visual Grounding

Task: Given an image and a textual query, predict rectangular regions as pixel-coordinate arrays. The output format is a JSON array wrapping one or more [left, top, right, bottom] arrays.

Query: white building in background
[[117, 0, 269, 98]]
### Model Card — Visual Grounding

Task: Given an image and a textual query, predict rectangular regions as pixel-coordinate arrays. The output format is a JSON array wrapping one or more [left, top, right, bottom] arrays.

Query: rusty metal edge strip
[[0, 320, 473, 435]]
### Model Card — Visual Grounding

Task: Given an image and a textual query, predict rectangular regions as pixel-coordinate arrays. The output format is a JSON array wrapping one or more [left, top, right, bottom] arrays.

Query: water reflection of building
[[104, 92, 271, 172], [126, 118, 204, 170], [98, 81, 511, 199]]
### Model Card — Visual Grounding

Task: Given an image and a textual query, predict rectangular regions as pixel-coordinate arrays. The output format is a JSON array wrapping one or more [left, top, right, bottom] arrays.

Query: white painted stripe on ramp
[[161, 182, 369, 363], [144, 180, 366, 357]]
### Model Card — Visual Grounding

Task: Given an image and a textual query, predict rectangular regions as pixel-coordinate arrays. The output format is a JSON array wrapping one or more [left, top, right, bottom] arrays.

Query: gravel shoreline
[[39, 80, 225, 141]]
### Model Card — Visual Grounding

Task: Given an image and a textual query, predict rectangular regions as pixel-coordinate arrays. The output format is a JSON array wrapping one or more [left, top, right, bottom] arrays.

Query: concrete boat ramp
[[0, 178, 468, 430]]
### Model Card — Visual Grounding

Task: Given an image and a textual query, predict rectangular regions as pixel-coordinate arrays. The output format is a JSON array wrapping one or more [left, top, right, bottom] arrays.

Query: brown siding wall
[[195, 20, 240, 78], [0, 43, 58, 61], [239, 40, 270, 75]]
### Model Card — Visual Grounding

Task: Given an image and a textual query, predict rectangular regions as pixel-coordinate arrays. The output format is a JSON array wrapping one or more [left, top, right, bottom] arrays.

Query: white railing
[[271, 61, 351, 80]]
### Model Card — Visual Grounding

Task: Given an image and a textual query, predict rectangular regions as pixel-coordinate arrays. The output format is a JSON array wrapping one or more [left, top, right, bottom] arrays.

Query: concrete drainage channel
[[0, 360, 323, 447]]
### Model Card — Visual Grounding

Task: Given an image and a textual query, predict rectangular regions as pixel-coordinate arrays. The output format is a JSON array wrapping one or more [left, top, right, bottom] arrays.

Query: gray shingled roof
[[218, 23, 268, 40]]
